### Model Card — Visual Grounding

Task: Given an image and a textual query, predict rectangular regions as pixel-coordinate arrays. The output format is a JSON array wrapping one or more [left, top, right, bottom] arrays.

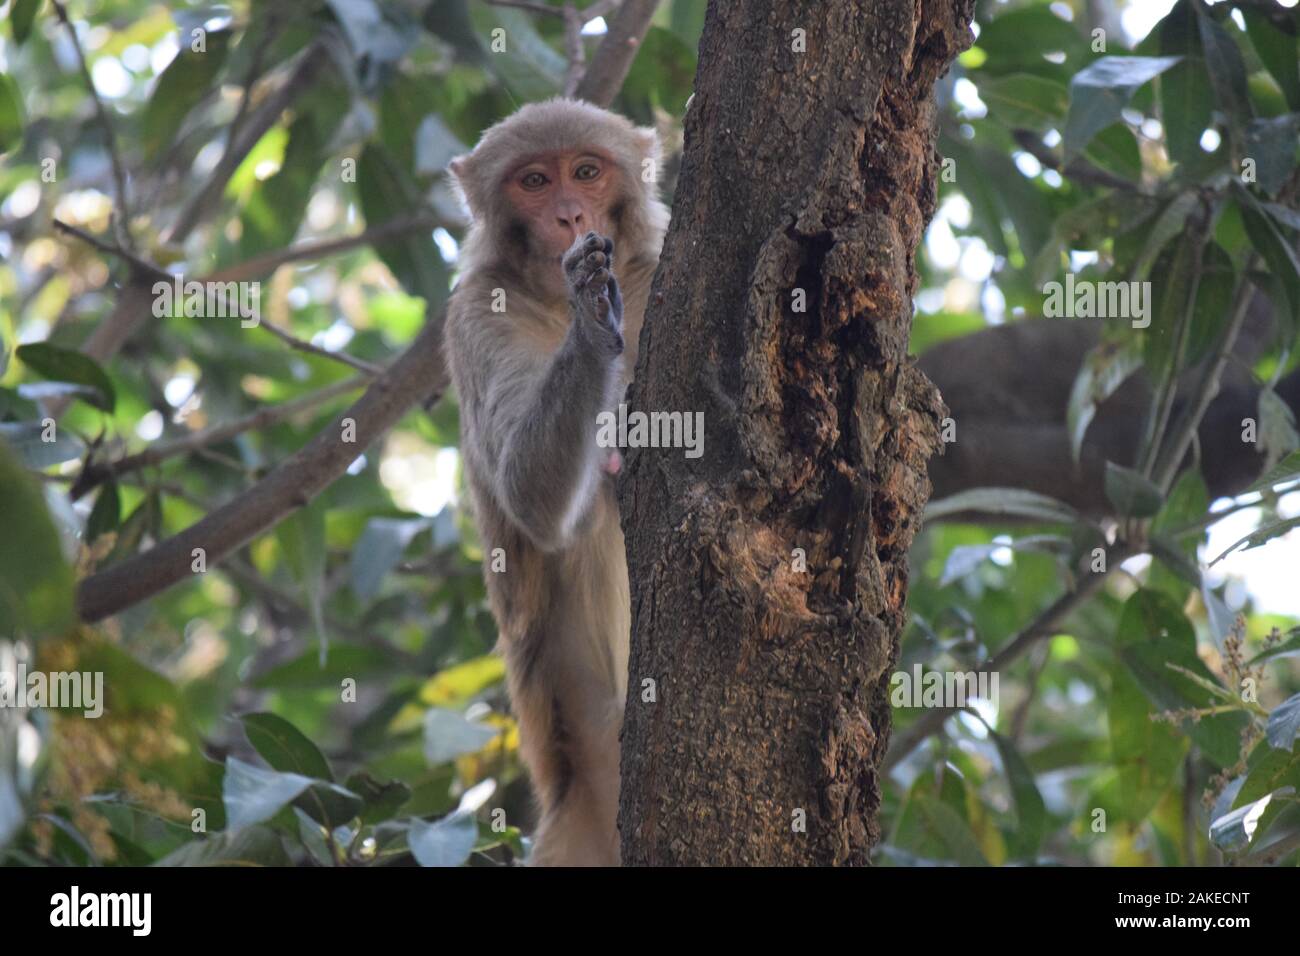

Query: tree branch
[[883, 548, 1131, 771], [52, 219, 168, 282], [573, 0, 661, 107], [165, 42, 333, 244], [201, 214, 439, 285], [485, 0, 565, 14], [257, 321, 386, 376], [1011, 129, 1144, 193], [1152, 262, 1259, 491], [75, 315, 447, 622], [69, 375, 368, 501], [562, 4, 588, 97]]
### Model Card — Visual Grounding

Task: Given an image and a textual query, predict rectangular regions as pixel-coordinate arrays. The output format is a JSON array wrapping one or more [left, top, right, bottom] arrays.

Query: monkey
[[443, 99, 668, 865]]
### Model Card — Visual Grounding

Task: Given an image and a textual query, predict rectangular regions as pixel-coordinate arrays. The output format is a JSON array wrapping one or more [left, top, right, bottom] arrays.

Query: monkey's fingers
[[606, 274, 623, 318]]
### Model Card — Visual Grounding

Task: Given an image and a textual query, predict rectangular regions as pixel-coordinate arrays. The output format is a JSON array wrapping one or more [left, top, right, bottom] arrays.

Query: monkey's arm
[[455, 236, 624, 551]]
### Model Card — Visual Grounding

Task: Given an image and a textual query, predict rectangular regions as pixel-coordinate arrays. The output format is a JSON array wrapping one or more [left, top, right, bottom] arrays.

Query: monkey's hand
[[564, 232, 624, 355]]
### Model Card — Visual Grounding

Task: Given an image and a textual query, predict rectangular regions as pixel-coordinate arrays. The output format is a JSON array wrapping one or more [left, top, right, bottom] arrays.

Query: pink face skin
[[504, 149, 621, 281]]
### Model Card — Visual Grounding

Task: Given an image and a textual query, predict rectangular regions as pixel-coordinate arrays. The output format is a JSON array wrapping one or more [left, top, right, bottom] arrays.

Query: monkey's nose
[[558, 213, 584, 238]]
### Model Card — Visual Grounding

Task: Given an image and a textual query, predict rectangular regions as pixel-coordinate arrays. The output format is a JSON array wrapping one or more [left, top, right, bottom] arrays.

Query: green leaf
[[276, 499, 328, 664], [16, 342, 115, 412], [911, 797, 989, 866], [1236, 185, 1300, 326], [409, 810, 477, 867], [423, 708, 501, 765], [1258, 386, 1300, 472], [1064, 56, 1182, 160], [1247, 449, 1300, 493], [140, 30, 231, 160], [0, 421, 85, 469], [249, 644, 393, 690], [1247, 627, 1300, 665], [1242, 6, 1300, 111], [1209, 515, 1300, 566], [1067, 341, 1141, 464], [349, 516, 431, 602], [235, 69, 349, 260], [1266, 692, 1300, 751], [1196, 3, 1253, 131], [621, 26, 697, 117], [0, 73, 24, 154], [973, 6, 1089, 80], [9, 0, 41, 45], [938, 535, 1069, 587], [86, 481, 121, 544], [222, 757, 317, 828], [357, 144, 450, 309], [0, 441, 75, 636], [222, 757, 360, 830], [1104, 462, 1163, 518], [295, 779, 364, 831], [1127, 191, 1199, 283], [1210, 790, 1290, 852], [1115, 590, 1247, 767], [1159, 0, 1215, 165], [153, 826, 290, 866], [467, 6, 564, 99], [988, 729, 1047, 858], [240, 712, 333, 781], [1110, 653, 1186, 822], [1084, 123, 1142, 180], [325, 0, 413, 79], [979, 73, 1068, 131], [416, 655, 506, 709], [344, 771, 412, 825], [925, 488, 1082, 525], [1243, 114, 1300, 197], [667, 0, 706, 50]]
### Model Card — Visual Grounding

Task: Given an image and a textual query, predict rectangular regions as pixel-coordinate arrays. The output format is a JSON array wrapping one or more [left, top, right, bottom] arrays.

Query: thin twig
[[883, 547, 1133, 771], [258, 320, 386, 376], [52, 0, 134, 250], [69, 375, 368, 500], [202, 214, 439, 285], [1152, 263, 1259, 490], [52, 218, 169, 281], [484, 0, 565, 15], [1011, 129, 1144, 194], [227, 17, 281, 147], [166, 42, 333, 244]]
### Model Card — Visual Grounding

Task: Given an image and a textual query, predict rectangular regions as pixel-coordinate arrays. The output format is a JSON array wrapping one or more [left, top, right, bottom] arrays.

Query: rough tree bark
[[618, 0, 973, 865]]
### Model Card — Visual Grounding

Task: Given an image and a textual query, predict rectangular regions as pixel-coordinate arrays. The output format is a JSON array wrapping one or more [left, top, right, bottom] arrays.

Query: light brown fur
[[444, 99, 668, 865]]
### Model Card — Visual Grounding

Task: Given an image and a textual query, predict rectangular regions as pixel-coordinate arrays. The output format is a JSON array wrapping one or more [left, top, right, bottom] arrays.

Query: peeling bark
[[618, 0, 973, 865]]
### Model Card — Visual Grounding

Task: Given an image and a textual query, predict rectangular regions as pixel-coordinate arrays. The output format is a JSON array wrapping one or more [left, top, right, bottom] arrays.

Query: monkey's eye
[[520, 171, 548, 190], [574, 163, 601, 182]]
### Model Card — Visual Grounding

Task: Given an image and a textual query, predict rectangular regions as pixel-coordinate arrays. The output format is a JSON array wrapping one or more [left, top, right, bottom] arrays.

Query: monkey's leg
[[509, 639, 623, 866]]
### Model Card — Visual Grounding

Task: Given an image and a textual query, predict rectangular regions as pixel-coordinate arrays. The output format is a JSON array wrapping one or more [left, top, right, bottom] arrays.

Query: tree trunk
[[617, 0, 973, 865]]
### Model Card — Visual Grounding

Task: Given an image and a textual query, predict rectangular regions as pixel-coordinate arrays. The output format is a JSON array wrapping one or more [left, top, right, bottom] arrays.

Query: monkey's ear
[[636, 128, 661, 164], [447, 154, 478, 217]]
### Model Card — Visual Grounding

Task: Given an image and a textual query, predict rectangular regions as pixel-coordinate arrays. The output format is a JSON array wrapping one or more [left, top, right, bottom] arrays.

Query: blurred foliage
[[899, 0, 1300, 867], [0, 0, 1298, 867]]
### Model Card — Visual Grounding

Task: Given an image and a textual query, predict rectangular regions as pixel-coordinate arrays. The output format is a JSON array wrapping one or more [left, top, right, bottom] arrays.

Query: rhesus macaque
[[444, 99, 668, 865]]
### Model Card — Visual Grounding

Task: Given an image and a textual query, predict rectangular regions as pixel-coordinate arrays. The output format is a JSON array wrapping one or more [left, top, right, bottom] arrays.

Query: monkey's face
[[504, 149, 621, 267]]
